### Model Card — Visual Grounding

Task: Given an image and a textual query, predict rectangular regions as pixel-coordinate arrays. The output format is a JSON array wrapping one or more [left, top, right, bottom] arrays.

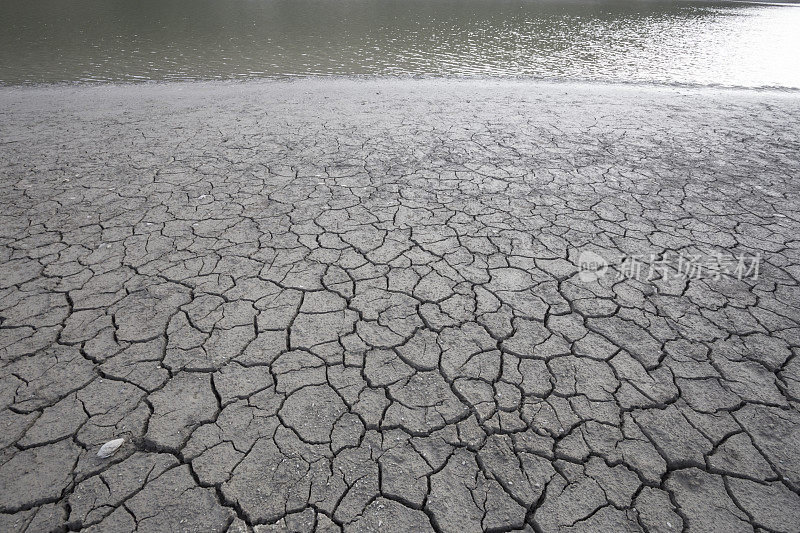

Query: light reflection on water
[[1, 0, 798, 87]]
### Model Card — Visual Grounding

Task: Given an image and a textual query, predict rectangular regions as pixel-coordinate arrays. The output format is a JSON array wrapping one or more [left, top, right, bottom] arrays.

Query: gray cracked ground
[[0, 79, 799, 532]]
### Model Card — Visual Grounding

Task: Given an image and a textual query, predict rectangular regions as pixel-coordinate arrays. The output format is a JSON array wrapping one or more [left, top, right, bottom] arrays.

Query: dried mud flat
[[0, 79, 799, 532]]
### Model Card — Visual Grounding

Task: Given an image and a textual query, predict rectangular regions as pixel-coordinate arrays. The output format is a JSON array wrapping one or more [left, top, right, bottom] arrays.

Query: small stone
[[97, 438, 125, 458]]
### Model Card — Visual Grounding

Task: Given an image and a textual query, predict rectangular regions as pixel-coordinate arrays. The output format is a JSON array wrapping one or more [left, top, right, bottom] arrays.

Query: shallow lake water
[[1, 0, 799, 87]]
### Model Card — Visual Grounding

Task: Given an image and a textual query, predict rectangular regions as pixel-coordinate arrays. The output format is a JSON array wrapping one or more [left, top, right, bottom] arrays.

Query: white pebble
[[97, 438, 125, 458]]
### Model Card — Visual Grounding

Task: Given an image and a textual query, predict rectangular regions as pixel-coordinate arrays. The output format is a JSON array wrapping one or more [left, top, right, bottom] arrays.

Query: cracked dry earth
[[0, 79, 799, 533]]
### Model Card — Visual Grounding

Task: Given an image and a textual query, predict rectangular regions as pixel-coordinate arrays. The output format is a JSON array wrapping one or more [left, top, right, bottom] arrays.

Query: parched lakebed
[[1, 80, 799, 532]]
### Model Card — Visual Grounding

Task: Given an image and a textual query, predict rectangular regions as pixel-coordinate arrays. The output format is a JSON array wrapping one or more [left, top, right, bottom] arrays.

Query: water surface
[[1, 0, 799, 87]]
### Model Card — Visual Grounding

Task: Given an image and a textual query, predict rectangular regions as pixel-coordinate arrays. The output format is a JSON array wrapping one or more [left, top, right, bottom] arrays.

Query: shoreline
[[3, 78, 800, 123], [3, 75, 800, 96]]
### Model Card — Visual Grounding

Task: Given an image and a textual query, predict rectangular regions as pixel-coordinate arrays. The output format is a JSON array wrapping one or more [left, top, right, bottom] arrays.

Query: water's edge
[[3, 75, 800, 96]]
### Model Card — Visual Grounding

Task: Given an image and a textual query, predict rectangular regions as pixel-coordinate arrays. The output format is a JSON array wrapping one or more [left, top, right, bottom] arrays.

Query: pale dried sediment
[[0, 79, 799, 532]]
